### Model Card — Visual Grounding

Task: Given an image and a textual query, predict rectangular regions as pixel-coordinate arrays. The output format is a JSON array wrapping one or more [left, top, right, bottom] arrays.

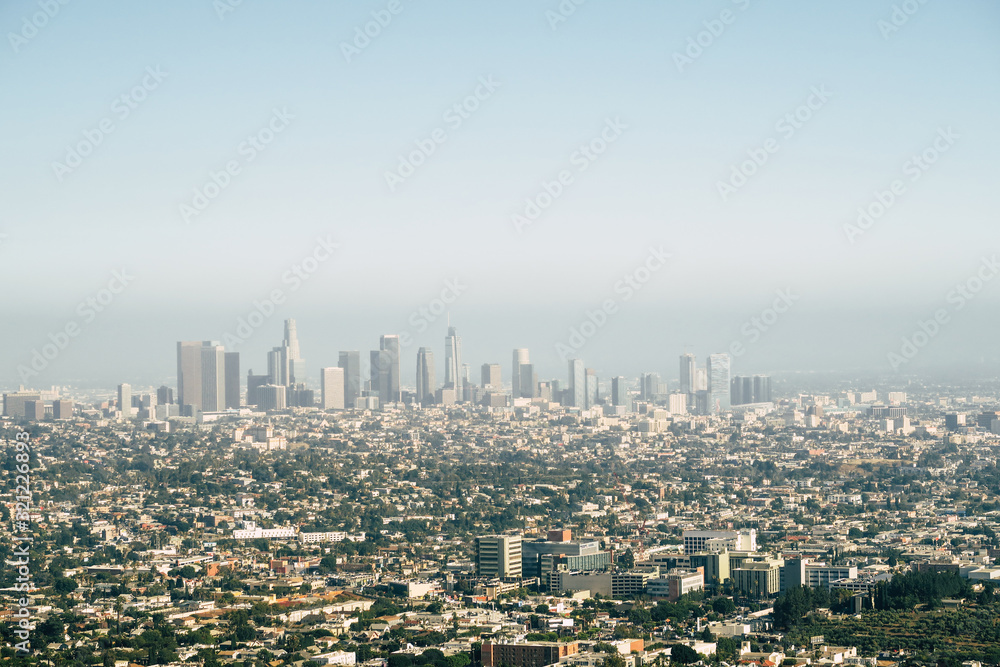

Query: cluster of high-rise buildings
[[2, 319, 774, 421], [4, 319, 773, 420], [163, 319, 774, 418]]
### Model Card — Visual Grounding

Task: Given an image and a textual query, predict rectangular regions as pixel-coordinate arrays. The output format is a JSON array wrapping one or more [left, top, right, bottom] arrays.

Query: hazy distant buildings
[[117, 383, 132, 419], [611, 376, 632, 411], [246, 370, 269, 408], [24, 400, 46, 421], [416, 347, 435, 406], [512, 348, 530, 397], [259, 319, 310, 407], [258, 384, 287, 411], [3, 389, 59, 419], [680, 353, 697, 395], [641, 372, 664, 402], [156, 385, 173, 405], [338, 351, 361, 408], [268, 345, 290, 386], [320, 366, 345, 410], [481, 363, 501, 390], [224, 352, 240, 409], [731, 374, 771, 405], [519, 363, 538, 399], [52, 399, 74, 419], [707, 353, 731, 413], [373, 335, 400, 404]]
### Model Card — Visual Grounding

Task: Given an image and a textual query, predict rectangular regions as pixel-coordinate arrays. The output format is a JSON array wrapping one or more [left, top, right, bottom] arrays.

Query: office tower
[[611, 376, 626, 406], [224, 352, 240, 409], [156, 385, 173, 405], [289, 386, 314, 408], [611, 376, 633, 412], [482, 363, 502, 390], [24, 400, 46, 421], [52, 400, 74, 419], [461, 363, 471, 401], [512, 348, 529, 397], [246, 370, 269, 407], [695, 389, 710, 414], [475, 535, 522, 579], [567, 359, 585, 408], [519, 363, 538, 399], [259, 384, 287, 411], [668, 393, 687, 414], [338, 351, 361, 408], [696, 367, 708, 391], [683, 528, 756, 554], [731, 376, 752, 406], [118, 383, 132, 419], [680, 353, 697, 395], [436, 387, 457, 405], [707, 353, 731, 413], [416, 347, 435, 406], [887, 391, 907, 405], [378, 335, 401, 404], [641, 372, 661, 402], [177, 340, 228, 413], [753, 375, 772, 403], [320, 367, 345, 410], [585, 368, 598, 408], [444, 326, 462, 400], [731, 375, 771, 405], [369, 350, 384, 397], [521, 532, 610, 579], [268, 346, 290, 386], [176, 341, 204, 411], [200, 343, 226, 412], [283, 318, 306, 385]]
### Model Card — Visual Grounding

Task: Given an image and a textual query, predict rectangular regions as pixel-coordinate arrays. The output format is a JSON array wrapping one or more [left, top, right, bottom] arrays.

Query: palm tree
[[114, 596, 125, 636]]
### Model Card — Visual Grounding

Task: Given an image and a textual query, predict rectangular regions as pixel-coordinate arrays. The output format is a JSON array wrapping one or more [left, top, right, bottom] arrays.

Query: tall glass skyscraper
[[568, 359, 585, 408], [707, 353, 732, 413]]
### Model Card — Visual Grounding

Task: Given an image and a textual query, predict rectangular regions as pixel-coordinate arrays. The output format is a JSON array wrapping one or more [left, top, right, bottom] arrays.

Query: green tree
[[712, 597, 736, 615], [669, 644, 700, 664], [601, 653, 627, 667]]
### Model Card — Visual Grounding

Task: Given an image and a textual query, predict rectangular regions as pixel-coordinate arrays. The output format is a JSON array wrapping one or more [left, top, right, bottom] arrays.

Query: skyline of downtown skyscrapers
[[168, 317, 769, 417]]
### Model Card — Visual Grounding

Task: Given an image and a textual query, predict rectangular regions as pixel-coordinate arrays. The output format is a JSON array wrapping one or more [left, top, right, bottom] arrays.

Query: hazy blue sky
[[2, 0, 999, 390]]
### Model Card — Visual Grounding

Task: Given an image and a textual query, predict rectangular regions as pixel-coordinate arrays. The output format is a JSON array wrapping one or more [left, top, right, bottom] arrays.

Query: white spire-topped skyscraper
[[283, 318, 306, 385]]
